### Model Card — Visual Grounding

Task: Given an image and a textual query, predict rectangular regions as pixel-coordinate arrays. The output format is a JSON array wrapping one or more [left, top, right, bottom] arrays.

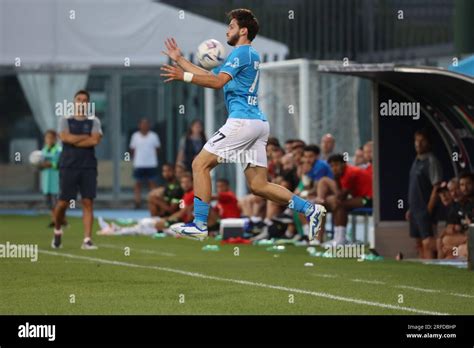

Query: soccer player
[[160, 8, 325, 241], [52, 90, 102, 249]]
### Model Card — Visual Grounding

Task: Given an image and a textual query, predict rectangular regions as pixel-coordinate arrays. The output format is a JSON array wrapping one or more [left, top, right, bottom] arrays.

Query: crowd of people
[[126, 123, 472, 260], [238, 135, 373, 246], [38, 108, 471, 259], [125, 121, 374, 247], [406, 129, 473, 259]]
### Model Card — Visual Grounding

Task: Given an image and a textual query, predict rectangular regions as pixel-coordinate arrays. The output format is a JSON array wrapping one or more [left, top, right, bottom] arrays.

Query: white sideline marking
[[332, 275, 473, 300], [351, 278, 386, 285], [98, 243, 176, 257], [395, 285, 441, 293], [39, 250, 449, 315], [312, 273, 338, 279], [449, 292, 474, 299]]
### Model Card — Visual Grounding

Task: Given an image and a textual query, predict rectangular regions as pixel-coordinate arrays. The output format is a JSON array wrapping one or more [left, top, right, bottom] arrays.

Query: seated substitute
[[315, 154, 373, 245]]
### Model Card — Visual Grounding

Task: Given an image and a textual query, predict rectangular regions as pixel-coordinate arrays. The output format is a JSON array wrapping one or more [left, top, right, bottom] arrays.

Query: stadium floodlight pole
[[299, 59, 311, 143]]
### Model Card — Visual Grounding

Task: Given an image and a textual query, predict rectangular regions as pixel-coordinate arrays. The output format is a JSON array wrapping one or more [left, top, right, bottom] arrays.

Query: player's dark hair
[[186, 119, 206, 142], [162, 162, 174, 170], [45, 129, 57, 137], [273, 146, 284, 154], [74, 89, 90, 101], [303, 144, 321, 156], [459, 172, 474, 182], [327, 154, 346, 164], [227, 9, 259, 41], [217, 178, 230, 186], [292, 144, 304, 151], [415, 128, 432, 144], [267, 137, 280, 148]]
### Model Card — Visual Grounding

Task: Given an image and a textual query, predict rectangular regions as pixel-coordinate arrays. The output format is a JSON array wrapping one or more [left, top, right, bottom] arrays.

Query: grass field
[[1, 214, 474, 315]]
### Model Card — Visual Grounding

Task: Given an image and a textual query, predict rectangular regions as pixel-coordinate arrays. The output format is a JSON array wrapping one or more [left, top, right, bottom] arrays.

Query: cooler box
[[220, 218, 247, 240]]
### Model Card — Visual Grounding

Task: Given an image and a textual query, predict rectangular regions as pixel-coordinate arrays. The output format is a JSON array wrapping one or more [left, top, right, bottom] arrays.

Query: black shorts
[[409, 211, 435, 239], [59, 168, 97, 201], [133, 167, 158, 183]]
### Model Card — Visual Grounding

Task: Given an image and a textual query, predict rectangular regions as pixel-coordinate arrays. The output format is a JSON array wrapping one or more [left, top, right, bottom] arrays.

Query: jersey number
[[211, 130, 226, 144]]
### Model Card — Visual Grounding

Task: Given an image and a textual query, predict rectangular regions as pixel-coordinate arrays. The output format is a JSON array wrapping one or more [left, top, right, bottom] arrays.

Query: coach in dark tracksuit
[[52, 90, 102, 250], [406, 129, 442, 259]]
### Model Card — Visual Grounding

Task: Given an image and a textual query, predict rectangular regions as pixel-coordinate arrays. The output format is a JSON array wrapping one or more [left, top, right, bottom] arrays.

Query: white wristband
[[183, 72, 194, 83]]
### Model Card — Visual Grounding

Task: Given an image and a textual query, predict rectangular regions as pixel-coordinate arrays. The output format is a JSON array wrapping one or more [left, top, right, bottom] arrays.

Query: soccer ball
[[197, 39, 226, 70], [29, 150, 44, 166]]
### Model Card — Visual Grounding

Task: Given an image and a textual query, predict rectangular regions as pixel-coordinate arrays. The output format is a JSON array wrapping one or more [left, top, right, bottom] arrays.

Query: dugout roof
[[0, 0, 288, 69], [318, 63, 474, 172], [318, 63, 474, 222]]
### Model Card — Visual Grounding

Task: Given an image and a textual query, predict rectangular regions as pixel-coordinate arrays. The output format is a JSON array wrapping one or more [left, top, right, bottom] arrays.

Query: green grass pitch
[[1, 215, 473, 315]]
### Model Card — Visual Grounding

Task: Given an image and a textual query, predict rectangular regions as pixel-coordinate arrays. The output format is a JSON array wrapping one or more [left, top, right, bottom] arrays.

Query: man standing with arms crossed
[[52, 90, 103, 250], [160, 9, 325, 241]]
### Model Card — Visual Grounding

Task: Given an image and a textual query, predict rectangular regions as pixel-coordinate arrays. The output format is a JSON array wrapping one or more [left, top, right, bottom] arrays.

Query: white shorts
[[203, 118, 270, 169]]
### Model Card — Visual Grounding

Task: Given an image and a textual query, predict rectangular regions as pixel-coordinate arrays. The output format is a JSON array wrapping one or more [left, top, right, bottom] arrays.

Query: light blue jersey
[[215, 44, 267, 121]]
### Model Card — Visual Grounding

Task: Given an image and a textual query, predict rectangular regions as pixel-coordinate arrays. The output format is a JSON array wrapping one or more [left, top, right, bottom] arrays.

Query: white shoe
[[306, 204, 326, 241], [323, 238, 348, 248], [51, 232, 63, 249], [251, 226, 269, 241], [170, 222, 208, 241], [309, 239, 321, 246], [97, 216, 109, 230], [81, 239, 98, 250]]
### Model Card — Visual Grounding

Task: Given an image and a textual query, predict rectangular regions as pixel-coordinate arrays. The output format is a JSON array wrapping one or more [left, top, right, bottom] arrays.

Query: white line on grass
[[395, 285, 441, 293], [311, 273, 338, 278], [449, 292, 474, 298], [351, 278, 386, 285], [98, 243, 176, 257], [326, 275, 473, 299], [39, 249, 449, 315]]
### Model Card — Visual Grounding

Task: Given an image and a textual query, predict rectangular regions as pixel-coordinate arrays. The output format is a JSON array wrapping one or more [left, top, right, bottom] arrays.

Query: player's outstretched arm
[[163, 38, 210, 76], [161, 64, 230, 89]]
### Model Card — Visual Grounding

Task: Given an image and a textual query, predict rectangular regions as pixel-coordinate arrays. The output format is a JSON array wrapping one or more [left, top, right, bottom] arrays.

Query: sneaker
[[322, 238, 348, 248], [81, 239, 98, 250], [306, 204, 326, 241], [309, 239, 321, 246], [250, 226, 269, 241], [51, 232, 62, 249], [97, 216, 109, 230], [170, 222, 208, 241]]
